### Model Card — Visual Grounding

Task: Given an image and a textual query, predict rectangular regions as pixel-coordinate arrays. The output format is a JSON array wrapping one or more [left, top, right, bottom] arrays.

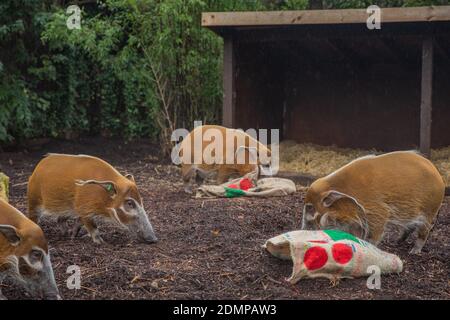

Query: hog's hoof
[[70, 222, 83, 239], [184, 186, 194, 194], [72, 227, 87, 238], [409, 239, 425, 255], [91, 233, 105, 245], [409, 247, 422, 255]]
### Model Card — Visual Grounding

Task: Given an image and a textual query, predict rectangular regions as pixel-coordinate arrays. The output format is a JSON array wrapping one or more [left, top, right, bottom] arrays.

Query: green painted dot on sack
[[224, 187, 246, 198], [324, 229, 361, 244]]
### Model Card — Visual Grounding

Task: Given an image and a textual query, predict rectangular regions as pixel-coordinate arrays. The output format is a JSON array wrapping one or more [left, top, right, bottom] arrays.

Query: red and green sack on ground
[[264, 229, 403, 283], [195, 172, 402, 282], [195, 172, 296, 198]]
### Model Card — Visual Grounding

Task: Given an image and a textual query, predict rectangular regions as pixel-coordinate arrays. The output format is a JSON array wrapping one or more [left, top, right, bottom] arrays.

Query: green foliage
[[0, 0, 95, 143], [0, 0, 448, 145]]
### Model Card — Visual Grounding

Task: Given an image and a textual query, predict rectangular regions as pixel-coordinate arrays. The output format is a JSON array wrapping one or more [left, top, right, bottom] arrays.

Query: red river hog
[[27, 154, 157, 244], [0, 198, 60, 300], [302, 151, 445, 254], [178, 125, 272, 193]]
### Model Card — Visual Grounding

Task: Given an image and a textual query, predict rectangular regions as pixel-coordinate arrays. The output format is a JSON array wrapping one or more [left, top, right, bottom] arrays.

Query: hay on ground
[[276, 141, 450, 186]]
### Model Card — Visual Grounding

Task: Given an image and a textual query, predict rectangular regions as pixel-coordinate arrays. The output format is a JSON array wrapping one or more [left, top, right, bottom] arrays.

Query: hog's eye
[[30, 249, 44, 263], [126, 199, 136, 209], [304, 204, 315, 213]]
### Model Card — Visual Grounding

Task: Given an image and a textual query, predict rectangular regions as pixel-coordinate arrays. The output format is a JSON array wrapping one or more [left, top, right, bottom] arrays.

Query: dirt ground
[[0, 138, 449, 300]]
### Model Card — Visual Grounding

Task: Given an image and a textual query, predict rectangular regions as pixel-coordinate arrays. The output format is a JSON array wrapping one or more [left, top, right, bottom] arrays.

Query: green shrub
[[0, 0, 447, 146]]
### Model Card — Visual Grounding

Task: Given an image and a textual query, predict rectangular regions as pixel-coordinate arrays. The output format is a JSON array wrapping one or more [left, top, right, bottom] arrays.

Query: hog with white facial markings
[[27, 154, 157, 244], [302, 151, 445, 254], [0, 198, 60, 300]]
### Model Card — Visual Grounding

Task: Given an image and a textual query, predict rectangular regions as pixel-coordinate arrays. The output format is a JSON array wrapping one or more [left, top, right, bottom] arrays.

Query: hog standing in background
[[178, 125, 272, 193], [27, 154, 157, 244], [302, 151, 445, 254], [0, 198, 60, 300]]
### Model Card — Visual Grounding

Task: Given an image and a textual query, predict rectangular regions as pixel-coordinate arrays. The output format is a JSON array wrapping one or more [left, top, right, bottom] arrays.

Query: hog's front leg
[[70, 218, 86, 239], [182, 165, 197, 194], [81, 216, 104, 244], [0, 277, 7, 300], [57, 216, 71, 237]]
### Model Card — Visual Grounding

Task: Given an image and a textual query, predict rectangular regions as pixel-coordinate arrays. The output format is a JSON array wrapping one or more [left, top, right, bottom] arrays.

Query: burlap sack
[[0, 172, 9, 202], [195, 172, 296, 198], [264, 229, 403, 283]]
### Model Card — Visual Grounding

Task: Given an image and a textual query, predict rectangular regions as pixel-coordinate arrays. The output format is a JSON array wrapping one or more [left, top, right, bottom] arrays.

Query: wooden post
[[223, 34, 235, 128], [420, 37, 433, 158]]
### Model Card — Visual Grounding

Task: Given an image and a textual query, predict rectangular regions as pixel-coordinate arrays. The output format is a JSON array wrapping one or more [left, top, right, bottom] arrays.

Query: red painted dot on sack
[[332, 243, 353, 264], [303, 246, 328, 270], [228, 184, 239, 189], [239, 178, 253, 191]]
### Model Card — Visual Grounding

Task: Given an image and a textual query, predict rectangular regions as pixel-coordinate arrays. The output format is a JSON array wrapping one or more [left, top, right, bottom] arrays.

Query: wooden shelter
[[202, 6, 450, 155]]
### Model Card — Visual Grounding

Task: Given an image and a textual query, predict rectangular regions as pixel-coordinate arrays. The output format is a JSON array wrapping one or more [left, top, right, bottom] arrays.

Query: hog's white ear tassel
[[74, 179, 86, 186], [109, 208, 128, 229], [259, 164, 273, 176], [235, 146, 258, 165], [75, 180, 117, 198], [320, 213, 329, 227], [306, 211, 319, 222]]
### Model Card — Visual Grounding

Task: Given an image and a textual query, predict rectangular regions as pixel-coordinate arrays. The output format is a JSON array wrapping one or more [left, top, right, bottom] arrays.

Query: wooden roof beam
[[202, 6, 450, 28]]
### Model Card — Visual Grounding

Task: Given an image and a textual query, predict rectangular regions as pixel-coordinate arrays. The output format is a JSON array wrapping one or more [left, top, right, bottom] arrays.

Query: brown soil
[[0, 138, 449, 300]]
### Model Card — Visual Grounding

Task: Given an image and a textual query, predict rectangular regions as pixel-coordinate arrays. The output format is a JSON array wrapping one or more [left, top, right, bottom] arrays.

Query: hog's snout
[[130, 207, 158, 244], [138, 233, 158, 244], [43, 292, 62, 300]]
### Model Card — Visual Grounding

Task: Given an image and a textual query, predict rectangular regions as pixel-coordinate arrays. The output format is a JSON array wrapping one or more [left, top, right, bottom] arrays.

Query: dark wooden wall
[[282, 47, 422, 150], [233, 28, 450, 151], [234, 42, 285, 140], [432, 55, 450, 149]]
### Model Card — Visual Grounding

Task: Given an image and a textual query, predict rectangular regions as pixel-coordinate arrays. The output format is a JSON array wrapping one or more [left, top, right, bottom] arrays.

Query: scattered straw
[[431, 146, 450, 186], [276, 141, 450, 186]]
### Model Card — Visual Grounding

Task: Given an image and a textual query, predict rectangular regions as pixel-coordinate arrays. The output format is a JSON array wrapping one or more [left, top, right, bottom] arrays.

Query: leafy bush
[[0, 0, 447, 147]]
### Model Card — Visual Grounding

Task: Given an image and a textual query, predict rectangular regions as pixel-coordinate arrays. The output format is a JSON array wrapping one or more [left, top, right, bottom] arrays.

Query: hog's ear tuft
[[322, 191, 346, 207], [235, 146, 258, 163], [75, 179, 117, 198], [321, 190, 366, 213], [104, 183, 116, 196], [0, 224, 22, 246]]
